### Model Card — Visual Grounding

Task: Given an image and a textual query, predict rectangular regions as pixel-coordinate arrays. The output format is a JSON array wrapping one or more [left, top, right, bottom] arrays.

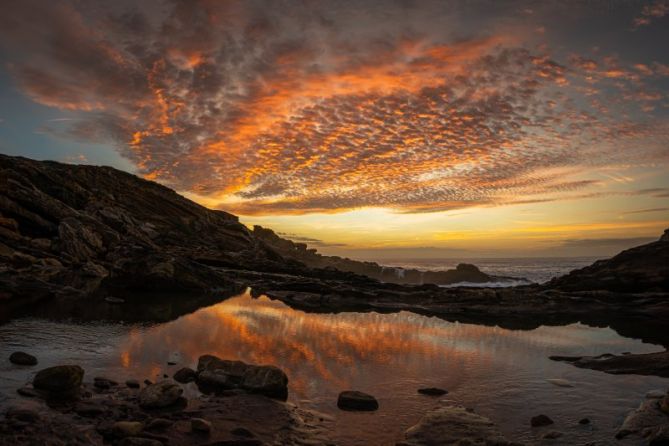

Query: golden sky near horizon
[[0, 0, 668, 257]]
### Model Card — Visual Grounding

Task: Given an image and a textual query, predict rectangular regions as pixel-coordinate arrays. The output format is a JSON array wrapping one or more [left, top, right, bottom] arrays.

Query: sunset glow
[[1, 0, 668, 256]]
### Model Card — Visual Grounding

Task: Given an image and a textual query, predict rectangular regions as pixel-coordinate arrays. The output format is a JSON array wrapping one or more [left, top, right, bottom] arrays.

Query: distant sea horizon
[[360, 256, 602, 284]]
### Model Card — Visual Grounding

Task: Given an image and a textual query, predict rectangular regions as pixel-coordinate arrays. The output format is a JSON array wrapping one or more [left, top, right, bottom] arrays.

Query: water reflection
[[1, 290, 667, 445]]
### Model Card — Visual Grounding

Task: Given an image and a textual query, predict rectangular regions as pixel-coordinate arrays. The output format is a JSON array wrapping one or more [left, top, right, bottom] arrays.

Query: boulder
[[241, 365, 289, 400], [337, 391, 379, 411], [138, 380, 183, 409], [33, 365, 84, 396], [399, 405, 514, 446], [531, 414, 554, 427], [9, 351, 37, 366], [197, 369, 237, 392], [173, 367, 196, 383]]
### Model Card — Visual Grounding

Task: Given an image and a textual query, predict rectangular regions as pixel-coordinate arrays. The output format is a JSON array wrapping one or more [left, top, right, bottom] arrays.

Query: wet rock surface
[[616, 390, 669, 444], [0, 360, 331, 446], [398, 405, 517, 446], [195, 355, 289, 400], [550, 350, 669, 377], [337, 391, 379, 411], [32, 365, 84, 397]]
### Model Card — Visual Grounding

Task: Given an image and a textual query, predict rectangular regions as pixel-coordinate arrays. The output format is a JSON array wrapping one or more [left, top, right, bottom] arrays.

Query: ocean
[[374, 257, 601, 285]]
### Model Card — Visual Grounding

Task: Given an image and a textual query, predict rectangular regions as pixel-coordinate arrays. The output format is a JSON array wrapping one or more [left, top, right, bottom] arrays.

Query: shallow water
[[0, 290, 667, 445]]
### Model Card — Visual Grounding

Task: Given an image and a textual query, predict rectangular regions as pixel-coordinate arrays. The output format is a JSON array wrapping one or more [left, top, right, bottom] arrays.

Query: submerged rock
[[417, 387, 448, 396], [196, 355, 288, 400], [398, 405, 514, 446], [241, 365, 289, 400], [531, 414, 554, 427], [337, 391, 379, 411], [138, 380, 183, 409], [33, 365, 84, 397], [9, 351, 38, 366]]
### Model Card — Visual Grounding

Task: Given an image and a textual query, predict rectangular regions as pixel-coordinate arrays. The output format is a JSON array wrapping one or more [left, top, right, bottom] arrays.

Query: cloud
[[276, 232, 347, 248], [0, 0, 668, 216], [633, 0, 669, 28], [622, 207, 669, 215], [556, 237, 657, 250]]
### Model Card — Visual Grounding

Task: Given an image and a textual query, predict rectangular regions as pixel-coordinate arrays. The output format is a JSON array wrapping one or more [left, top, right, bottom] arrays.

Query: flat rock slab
[[550, 350, 669, 377], [398, 405, 517, 446]]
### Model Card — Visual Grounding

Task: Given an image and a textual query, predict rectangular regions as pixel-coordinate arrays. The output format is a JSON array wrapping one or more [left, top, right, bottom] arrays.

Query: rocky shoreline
[[2, 155, 669, 444]]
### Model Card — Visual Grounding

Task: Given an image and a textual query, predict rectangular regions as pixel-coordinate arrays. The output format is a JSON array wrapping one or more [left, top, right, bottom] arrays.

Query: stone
[[145, 418, 174, 431], [139, 380, 183, 409], [144, 379, 153, 386], [33, 365, 84, 396], [118, 438, 163, 446], [578, 417, 591, 425], [197, 369, 237, 392], [17, 386, 39, 397], [173, 367, 196, 383], [74, 401, 105, 417], [531, 414, 554, 427], [9, 351, 38, 366], [191, 417, 212, 433], [113, 421, 144, 437], [337, 391, 379, 411], [241, 365, 289, 400], [401, 405, 513, 446], [417, 387, 448, 396], [126, 379, 140, 389]]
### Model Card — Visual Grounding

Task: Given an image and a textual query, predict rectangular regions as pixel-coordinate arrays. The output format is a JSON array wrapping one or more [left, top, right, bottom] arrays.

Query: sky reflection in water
[[1, 290, 667, 445]]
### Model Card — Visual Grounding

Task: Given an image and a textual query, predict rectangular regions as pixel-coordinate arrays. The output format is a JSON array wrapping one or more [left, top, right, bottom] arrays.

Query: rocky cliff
[[0, 154, 312, 306], [546, 230, 669, 292]]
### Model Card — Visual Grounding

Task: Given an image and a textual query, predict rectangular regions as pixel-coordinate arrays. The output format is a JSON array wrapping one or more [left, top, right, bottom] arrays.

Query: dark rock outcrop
[[550, 350, 669, 377], [546, 230, 669, 292], [0, 155, 302, 306]]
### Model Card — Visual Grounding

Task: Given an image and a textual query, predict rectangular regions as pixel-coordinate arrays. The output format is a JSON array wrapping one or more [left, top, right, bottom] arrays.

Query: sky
[[0, 0, 668, 259]]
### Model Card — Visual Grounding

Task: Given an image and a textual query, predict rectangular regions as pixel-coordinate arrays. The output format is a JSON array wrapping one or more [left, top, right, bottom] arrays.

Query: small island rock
[[337, 391, 379, 411]]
